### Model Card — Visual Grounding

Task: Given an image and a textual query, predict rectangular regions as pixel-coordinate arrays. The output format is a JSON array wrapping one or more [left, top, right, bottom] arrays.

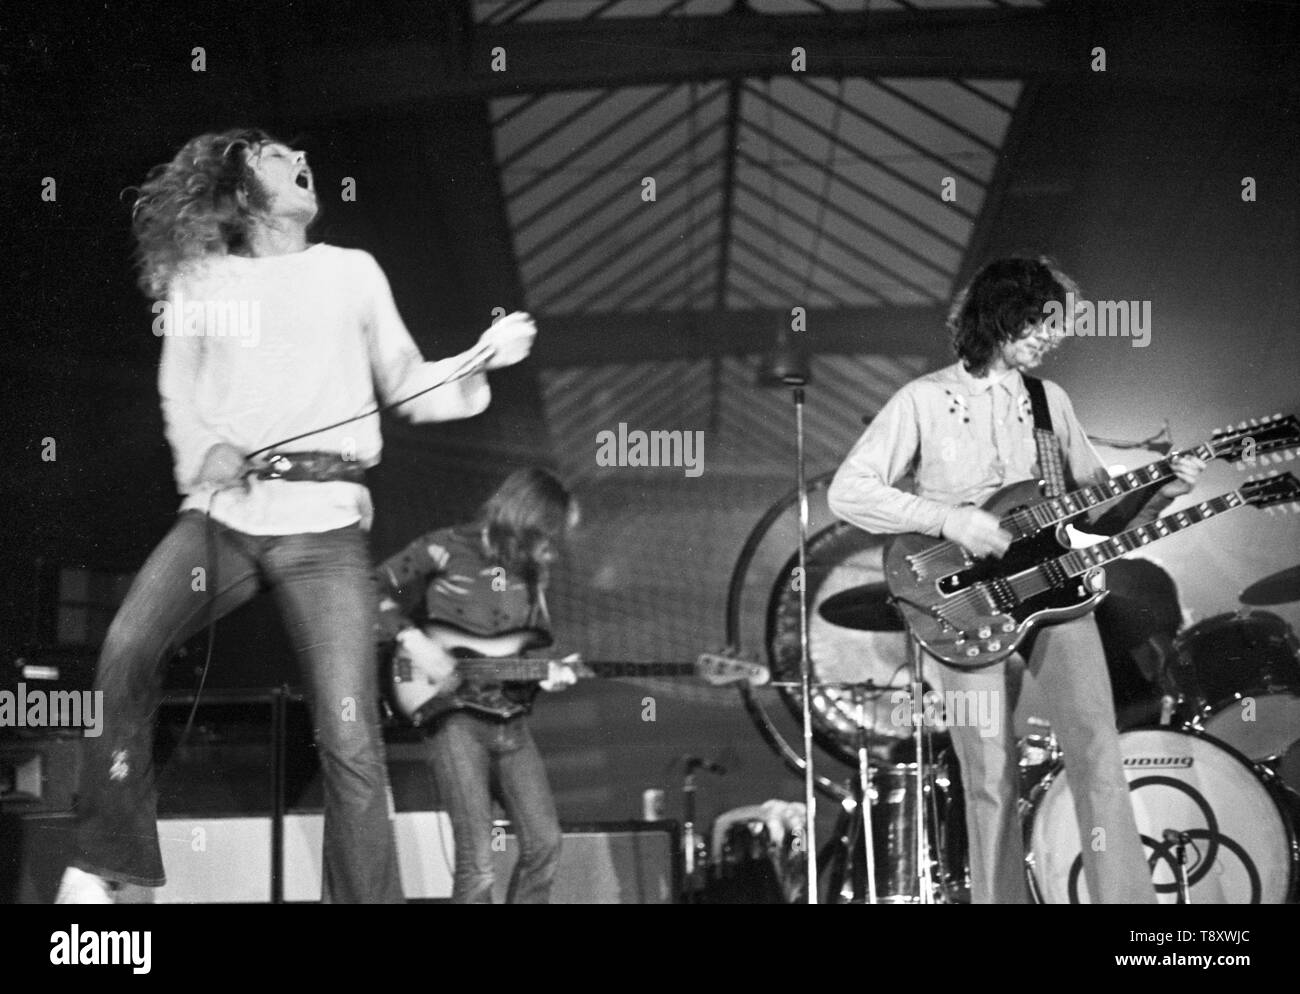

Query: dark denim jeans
[[427, 711, 562, 903], [71, 509, 404, 903]]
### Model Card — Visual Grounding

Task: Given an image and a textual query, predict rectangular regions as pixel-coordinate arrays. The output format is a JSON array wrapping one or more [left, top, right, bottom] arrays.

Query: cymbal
[[1240, 565, 1300, 606], [817, 583, 905, 632]]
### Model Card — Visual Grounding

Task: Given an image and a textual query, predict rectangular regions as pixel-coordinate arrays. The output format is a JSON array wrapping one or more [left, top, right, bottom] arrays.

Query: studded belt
[[255, 451, 366, 484]]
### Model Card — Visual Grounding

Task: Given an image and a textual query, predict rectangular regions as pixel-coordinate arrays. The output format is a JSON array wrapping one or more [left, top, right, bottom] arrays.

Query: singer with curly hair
[[55, 128, 538, 904]]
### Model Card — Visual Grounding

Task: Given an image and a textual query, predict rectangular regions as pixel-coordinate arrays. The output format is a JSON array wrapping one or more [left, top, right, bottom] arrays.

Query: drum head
[[1201, 692, 1300, 762], [1027, 728, 1295, 903]]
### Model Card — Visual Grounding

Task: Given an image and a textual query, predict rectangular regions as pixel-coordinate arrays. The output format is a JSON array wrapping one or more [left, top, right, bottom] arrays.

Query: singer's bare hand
[[479, 311, 537, 370], [194, 442, 247, 490]]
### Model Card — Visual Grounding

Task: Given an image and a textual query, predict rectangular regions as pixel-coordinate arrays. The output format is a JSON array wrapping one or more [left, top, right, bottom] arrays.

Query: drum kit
[[725, 494, 1300, 904]]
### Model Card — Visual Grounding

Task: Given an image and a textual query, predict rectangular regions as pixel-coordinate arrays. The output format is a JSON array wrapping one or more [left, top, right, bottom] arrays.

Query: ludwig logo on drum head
[[1123, 755, 1194, 768]]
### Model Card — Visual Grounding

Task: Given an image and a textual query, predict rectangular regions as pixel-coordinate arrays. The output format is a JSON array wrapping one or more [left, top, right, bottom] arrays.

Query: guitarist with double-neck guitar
[[828, 258, 1208, 905], [373, 468, 581, 905]]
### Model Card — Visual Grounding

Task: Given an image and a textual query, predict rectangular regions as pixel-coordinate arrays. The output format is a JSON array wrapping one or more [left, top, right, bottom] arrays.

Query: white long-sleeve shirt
[[158, 244, 489, 534]]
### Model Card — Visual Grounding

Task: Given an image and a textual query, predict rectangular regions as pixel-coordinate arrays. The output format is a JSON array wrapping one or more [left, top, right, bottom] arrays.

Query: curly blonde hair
[[130, 128, 279, 299]]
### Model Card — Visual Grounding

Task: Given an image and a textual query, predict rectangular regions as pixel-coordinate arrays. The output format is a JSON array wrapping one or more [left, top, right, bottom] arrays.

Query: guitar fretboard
[[1008, 490, 1243, 602], [1004, 443, 1213, 539], [454, 660, 699, 681]]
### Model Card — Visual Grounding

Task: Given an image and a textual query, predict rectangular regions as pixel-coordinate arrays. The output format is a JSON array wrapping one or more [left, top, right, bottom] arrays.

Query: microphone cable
[[176, 341, 498, 747]]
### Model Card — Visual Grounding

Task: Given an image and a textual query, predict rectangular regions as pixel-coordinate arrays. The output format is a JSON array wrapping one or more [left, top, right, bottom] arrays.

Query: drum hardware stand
[[809, 681, 885, 903], [1164, 829, 1193, 903], [905, 623, 937, 904], [679, 757, 723, 903], [1158, 694, 1177, 727], [852, 686, 879, 904]]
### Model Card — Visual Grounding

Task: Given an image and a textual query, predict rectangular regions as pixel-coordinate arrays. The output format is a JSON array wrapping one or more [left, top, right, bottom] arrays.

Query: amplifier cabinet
[[284, 814, 679, 903]]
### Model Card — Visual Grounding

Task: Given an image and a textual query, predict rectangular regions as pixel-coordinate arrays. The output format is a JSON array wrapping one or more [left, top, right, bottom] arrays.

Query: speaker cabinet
[[283, 810, 454, 901], [492, 823, 679, 904], [283, 814, 678, 903], [0, 812, 75, 903], [0, 734, 81, 813], [154, 817, 273, 903]]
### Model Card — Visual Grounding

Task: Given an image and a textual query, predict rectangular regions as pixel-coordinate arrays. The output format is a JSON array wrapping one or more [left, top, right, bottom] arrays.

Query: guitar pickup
[[988, 577, 1018, 612]]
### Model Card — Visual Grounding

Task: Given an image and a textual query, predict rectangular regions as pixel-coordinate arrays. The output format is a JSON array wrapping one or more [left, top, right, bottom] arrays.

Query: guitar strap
[[1023, 375, 1070, 498]]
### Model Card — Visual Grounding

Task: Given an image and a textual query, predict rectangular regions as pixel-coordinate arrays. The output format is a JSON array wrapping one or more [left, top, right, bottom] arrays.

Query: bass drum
[[1025, 728, 1297, 903]]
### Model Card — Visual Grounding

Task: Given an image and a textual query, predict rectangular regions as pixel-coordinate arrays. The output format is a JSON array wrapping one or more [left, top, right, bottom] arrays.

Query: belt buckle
[[262, 454, 294, 480]]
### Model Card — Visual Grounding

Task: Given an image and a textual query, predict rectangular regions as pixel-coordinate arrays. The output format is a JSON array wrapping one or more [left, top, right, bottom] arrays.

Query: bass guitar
[[385, 625, 769, 726]]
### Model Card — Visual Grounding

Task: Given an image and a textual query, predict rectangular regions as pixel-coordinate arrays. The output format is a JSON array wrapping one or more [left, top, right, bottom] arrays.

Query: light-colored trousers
[[938, 615, 1158, 904]]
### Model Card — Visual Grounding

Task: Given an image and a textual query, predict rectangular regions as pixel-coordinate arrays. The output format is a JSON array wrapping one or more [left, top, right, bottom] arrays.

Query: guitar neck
[[1001, 443, 1212, 539], [1008, 489, 1246, 602], [454, 659, 698, 681]]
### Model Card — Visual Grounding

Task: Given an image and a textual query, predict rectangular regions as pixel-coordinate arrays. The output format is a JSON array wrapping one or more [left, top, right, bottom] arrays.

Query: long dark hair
[[130, 127, 280, 299], [476, 468, 574, 587], [947, 256, 1080, 376]]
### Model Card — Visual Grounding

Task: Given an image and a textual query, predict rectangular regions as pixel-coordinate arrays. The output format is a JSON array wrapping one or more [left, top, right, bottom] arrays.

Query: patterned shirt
[[373, 525, 553, 717], [828, 362, 1164, 536]]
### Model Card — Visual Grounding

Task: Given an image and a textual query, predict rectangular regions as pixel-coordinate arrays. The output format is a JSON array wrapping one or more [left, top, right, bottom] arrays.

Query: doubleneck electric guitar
[[884, 414, 1298, 601], [384, 626, 769, 726], [887, 471, 1300, 669]]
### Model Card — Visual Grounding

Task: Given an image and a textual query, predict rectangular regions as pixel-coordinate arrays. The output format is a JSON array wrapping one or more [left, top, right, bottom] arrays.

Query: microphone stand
[[792, 384, 819, 904], [907, 627, 936, 903], [1165, 829, 1193, 903], [758, 329, 817, 904], [853, 686, 878, 904]]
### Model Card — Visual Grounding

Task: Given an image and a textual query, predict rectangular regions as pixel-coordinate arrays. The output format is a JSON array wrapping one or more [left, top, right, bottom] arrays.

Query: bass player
[[373, 468, 579, 903]]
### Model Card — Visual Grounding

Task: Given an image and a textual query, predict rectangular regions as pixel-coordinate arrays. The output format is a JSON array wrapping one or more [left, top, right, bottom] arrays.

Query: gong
[[765, 520, 915, 766], [726, 473, 944, 794]]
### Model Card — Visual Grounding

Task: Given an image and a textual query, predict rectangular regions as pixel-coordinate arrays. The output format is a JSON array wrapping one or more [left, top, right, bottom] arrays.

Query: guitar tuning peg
[[1286, 451, 1296, 461], [1249, 417, 1258, 426], [1238, 421, 1248, 430], [1274, 412, 1282, 420]]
